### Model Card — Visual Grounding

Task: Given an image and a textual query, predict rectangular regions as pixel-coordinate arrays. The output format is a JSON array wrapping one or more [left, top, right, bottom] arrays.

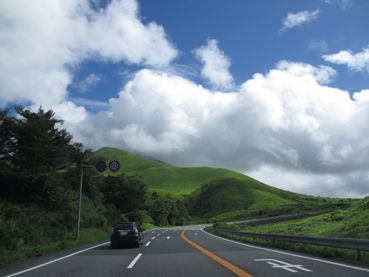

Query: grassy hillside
[[245, 196, 369, 239], [88, 147, 353, 221], [88, 147, 258, 196]]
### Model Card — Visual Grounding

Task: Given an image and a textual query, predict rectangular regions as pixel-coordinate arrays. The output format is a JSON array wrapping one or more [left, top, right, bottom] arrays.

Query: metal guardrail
[[227, 212, 324, 227], [215, 229, 369, 252]]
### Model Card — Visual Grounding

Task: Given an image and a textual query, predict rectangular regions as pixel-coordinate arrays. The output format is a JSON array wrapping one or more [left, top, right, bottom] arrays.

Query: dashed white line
[[145, 241, 151, 247], [127, 253, 143, 269]]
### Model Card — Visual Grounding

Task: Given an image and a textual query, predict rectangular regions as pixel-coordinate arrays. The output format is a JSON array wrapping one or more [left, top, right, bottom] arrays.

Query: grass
[[88, 147, 354, 221], [244, 208, 369, 239], [88, 147, 253, 196], [208, 197, 369, 264], [0, 228, 111, 268]]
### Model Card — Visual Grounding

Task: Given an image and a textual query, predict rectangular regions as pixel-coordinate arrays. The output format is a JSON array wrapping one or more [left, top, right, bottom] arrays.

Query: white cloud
[[74, 74, 101, 93], [193, 39, 234, 90], [323, 46, 369, 73], [70, 61, 369, 197], [2, 0, 369, 198], [248, 165, 367, 198], [86, 0, 177, 66], [323, 0, 352, 9], [70, 97, 109, 109], [281, 9, 320, 31], [276, 60, 336, 84], [0, 0, 177, 120]]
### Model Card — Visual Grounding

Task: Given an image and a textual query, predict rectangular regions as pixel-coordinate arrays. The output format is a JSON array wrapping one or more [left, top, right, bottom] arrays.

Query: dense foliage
[[0, 106, 188, 266]]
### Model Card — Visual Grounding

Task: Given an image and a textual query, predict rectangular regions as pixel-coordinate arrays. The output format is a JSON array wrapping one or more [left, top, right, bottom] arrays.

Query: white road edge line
[[202, 229, 369, 273], [127, 253, 143, 269], [5, 241, 110, 277]]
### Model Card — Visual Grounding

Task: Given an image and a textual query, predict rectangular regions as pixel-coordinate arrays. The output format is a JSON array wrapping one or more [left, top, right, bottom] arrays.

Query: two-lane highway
[[1, 226, 369, 276]]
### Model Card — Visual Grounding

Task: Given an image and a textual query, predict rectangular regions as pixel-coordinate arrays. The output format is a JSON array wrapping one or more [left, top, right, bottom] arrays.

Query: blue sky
[[1, 0, 369, 197], [68, 0, 369, 107]]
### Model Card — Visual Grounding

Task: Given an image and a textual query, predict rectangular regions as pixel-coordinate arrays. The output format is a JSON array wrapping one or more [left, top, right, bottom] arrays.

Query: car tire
[[111, 242, 116, 249]]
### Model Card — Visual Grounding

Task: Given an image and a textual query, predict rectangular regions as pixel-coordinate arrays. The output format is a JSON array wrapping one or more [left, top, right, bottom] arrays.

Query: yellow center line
[[181, 228, 253, 277]]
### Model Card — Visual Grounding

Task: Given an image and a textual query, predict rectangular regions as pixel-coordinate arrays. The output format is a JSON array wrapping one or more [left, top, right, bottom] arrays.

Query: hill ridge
[[89, 147, 351, 221]]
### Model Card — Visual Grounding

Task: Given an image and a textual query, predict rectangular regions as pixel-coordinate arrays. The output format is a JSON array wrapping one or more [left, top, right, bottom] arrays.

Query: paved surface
[[1, 226, 369, 276]]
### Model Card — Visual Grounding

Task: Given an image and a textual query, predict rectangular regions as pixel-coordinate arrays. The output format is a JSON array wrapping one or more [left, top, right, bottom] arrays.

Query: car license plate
[[119, 230, 128, 236]]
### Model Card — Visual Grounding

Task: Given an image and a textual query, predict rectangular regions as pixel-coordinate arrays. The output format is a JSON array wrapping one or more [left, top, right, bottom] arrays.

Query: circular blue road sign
[[109, 160, 120, 172], [95, 160, 107, 172]]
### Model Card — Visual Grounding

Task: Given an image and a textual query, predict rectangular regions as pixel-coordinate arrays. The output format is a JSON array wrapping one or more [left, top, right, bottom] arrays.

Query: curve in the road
[[181, 228, 253, 277]]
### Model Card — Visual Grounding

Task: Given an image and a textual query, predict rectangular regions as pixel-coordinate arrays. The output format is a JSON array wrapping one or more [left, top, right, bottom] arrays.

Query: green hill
[[88, 147, 353, 221], [245, 196, 369, 239], [88, 147, 248, 196]]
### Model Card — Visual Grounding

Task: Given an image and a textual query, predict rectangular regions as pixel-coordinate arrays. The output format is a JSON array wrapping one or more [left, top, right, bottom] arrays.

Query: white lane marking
[[152, 236, 155, 240], [166, 236, 170, 240], [5, 241, 110, 277], [202, 229, 369, 273], [145, 241, 151, 247], [254, 259, 312, 273], [127, 253, 143, 269]]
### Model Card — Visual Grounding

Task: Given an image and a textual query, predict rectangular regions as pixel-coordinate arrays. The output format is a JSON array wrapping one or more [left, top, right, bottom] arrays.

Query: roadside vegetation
[[0, 105, 363, 267], [0, 106, 186, 267], [243, 199, 369, 239], [208, 198, 369, 264]]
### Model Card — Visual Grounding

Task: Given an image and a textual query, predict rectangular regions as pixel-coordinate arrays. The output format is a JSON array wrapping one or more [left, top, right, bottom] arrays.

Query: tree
[[101, 176, 148, 217], [0, 106, 84, 204], [0, 108, 14, 167], [9, 106, 73, 176]]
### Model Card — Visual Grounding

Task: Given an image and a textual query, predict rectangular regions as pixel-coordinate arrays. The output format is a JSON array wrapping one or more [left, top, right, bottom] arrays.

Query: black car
[[110, 222, 144, 248]]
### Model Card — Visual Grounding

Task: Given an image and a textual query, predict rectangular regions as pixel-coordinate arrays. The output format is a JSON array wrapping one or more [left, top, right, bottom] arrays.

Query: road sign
[[109, 160, 120, 172], [95, 160, 107, 172]]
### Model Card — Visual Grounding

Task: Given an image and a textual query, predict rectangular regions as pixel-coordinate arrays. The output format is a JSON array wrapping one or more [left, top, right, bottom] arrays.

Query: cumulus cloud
[[281, 9, 320, 31], [323, 46, 369, 73], [0, 0, 177, 119], [86, 0, 177, 66], [193, 39, 234, 90], [2, 0, 369, 198], [69, 61, 369, 197]]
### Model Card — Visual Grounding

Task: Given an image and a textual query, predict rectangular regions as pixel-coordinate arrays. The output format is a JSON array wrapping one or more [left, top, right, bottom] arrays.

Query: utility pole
[[76, 160, 116, 240], [76, 164, 94, 240]]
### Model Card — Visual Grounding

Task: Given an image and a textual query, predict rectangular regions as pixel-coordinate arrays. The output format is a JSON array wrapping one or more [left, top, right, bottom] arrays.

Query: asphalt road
[[1, 226, 369, 277]]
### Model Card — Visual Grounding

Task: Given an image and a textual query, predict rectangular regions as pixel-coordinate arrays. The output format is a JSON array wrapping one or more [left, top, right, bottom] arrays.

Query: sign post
[[76, 164, 94, 241], [76, 160, 121, 240]]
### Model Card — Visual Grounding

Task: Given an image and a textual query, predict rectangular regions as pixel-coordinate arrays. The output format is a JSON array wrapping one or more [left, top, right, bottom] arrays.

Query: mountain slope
[[88, 147, 352, 220], [88, 147, 260, 196]]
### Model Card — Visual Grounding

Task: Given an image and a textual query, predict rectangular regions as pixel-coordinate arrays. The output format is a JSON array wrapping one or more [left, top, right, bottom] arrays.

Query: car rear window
[[114, 223, 134, 231]]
